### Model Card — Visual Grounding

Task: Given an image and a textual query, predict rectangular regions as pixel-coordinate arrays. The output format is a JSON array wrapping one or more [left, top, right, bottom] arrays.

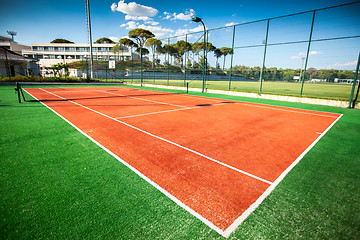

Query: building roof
[[0, 46, 36, 62], [0, 35, 13, 42]]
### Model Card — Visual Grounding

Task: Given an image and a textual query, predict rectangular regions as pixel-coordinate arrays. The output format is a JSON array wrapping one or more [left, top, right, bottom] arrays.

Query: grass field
[[131, 79, 354, 101], [1, 84, 359, 239]]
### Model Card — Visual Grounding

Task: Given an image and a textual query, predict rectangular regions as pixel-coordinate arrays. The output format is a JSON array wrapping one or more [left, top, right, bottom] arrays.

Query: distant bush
[[51, 39, 74, 43]]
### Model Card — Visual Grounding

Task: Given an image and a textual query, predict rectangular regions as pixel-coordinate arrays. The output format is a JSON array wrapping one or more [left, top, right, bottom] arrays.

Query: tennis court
[[24, 86, 341, 237]]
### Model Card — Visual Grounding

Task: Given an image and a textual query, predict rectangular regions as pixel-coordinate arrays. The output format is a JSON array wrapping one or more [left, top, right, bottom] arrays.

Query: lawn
[[1, 84, 359, 239], [133, 79, 353, 101]]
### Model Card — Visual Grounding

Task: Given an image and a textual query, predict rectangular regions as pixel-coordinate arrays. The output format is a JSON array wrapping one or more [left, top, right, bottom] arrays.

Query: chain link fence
[[5, 2, 356, 105], [87, 2, 359, 103]]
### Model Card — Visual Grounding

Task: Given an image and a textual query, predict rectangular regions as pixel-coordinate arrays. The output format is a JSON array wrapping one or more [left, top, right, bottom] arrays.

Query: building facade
[[22, 43, 140, 69]]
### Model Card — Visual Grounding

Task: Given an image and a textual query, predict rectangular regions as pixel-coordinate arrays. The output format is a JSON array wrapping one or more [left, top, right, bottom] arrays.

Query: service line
[[96, 90, 187, 108], [40, 88, 272, 185]]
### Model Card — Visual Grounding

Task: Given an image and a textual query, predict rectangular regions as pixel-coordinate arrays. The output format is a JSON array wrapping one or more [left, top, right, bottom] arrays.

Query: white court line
[[115, 102, 231, 119], [148, 88, 340, 118], [24, 89, 226, 237], [222, 114, 343, 237], [96, 90, 187, 108], [47, 86, 340, 118], [115, 107, 197, 119], [25, 88, 342, 238], [236, 102, 339, 118], [39, 88, 272, 185]]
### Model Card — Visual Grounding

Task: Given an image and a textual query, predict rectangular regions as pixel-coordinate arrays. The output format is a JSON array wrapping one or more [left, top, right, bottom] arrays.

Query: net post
[[15, 82, 25, 103], [186, 82, 189, 93]]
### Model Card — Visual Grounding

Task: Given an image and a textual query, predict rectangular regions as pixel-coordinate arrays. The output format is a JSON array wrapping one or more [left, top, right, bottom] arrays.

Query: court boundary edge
[[222, 113, 343, 237], [23, 89, 227, 237], [23, 88, 343, 238]]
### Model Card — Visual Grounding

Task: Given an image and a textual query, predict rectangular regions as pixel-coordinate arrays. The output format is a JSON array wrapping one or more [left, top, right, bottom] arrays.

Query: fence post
[[167, 38, 170, 85], [349, 51, 360, 108], [300, 10, 316, 97], [259, 19, 270, 94], [228, 25, 236, 90], [184, 34, 188, 87]]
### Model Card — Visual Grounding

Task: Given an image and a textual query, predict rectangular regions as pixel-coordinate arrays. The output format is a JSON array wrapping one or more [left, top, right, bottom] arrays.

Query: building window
[[65, 47, 75, 52], [44, 47, 54, 51], [76, 47, 86, 52], [54, 47, 64, 52], [33, 46, 44, 51], [98, 47, 107, 52]]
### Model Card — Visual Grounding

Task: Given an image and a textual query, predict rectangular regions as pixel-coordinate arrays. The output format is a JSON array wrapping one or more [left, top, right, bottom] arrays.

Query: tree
[[112, 44, 126, 61], [129, 28, 155, 65], [214, 49, 223, 69], [192, 42, 204, 63], [220, 47, 233, 70], [191, 41, 216, 65], [163, 44, 177, 65], [119, 38, 137, 60], [145, 38, 162, 68], [129, 28, 155, 50], [172, 40, 192, 67], [135, 47, 149, 56], [50, 63, 71, 78], [155, 45, 166, 66], [95, 37, 115, 44], [51, 39, 74, 43]]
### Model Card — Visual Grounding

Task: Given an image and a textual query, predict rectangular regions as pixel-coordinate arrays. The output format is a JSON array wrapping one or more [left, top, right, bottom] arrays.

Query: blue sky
[[1, 0, 359, 69]]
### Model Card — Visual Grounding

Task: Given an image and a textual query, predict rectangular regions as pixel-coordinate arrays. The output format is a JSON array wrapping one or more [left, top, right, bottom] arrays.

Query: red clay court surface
[[25, 86, 342, 237]]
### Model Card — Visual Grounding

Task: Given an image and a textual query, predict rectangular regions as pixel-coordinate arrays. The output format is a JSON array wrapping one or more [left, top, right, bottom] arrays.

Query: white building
[[0, 35, 31, 54], [22, 43, 140, 69]]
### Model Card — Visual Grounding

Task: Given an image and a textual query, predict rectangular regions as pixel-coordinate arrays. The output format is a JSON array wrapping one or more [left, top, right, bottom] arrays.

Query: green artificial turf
[[1, 84, 359, 239]]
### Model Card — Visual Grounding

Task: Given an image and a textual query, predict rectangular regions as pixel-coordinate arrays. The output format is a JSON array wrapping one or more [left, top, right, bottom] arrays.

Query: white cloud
[[120, 21, 172, 37], [326, 60, 357, 69], [225, 22, 237, 27], [111, 0, 158, 17], [291, 51, 323, 59], [173, 25, 204, 36], [120, 21, 138, 29], [145, 21, 159, 26], [163, 9, 196, 21], [137, 24, 174, 37], [111, 3, 117, 12], [190, 25, 204, 32], [125, 15, 152, 21], [109, 36, 119, 42], [309, 51, 322, 55]]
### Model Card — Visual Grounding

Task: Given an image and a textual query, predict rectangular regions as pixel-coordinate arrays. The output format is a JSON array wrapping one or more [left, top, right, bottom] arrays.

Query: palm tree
[[112, 44, 125, 61], [145, 38, 162, 68], [220, 47, 233, 70], [214, 49, 223, 69]]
